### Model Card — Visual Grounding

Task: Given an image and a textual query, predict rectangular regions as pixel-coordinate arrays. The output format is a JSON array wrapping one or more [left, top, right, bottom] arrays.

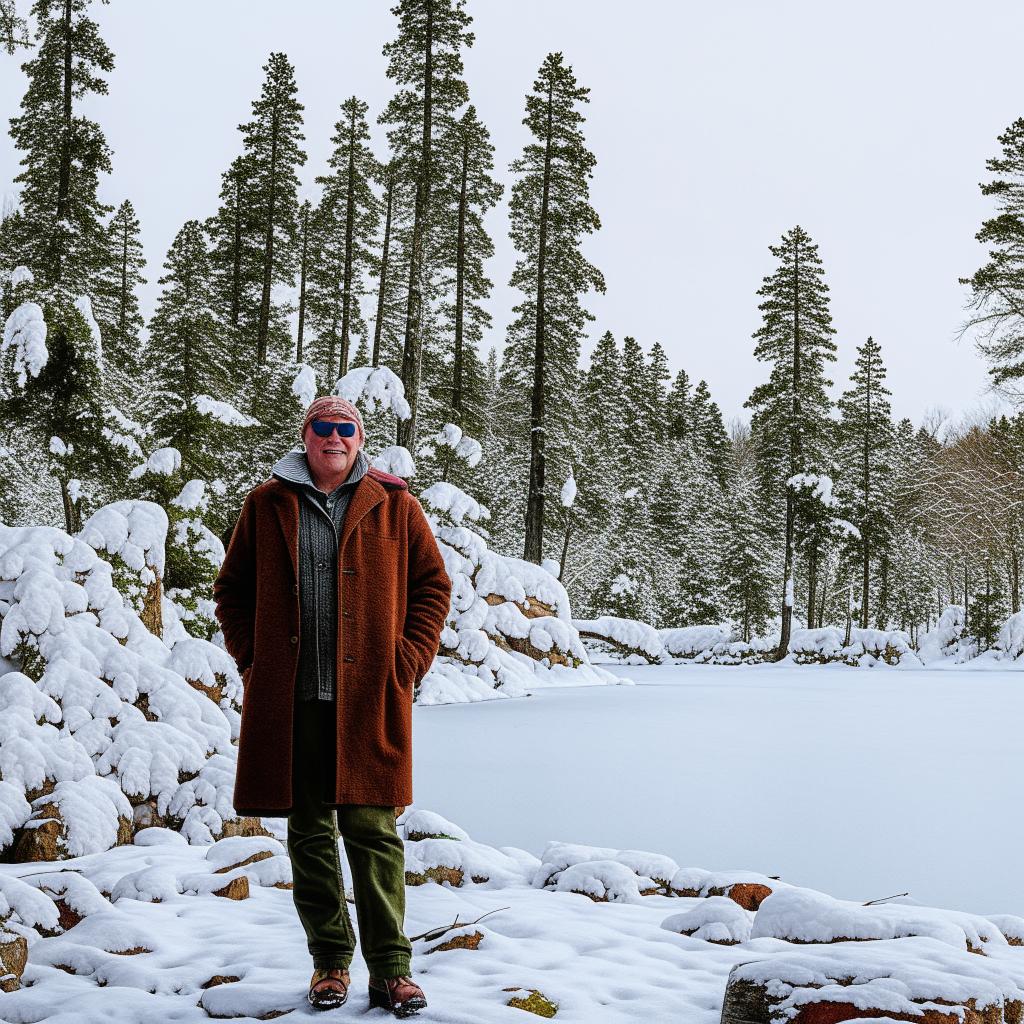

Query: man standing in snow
[[213, 395, 451, 1015]]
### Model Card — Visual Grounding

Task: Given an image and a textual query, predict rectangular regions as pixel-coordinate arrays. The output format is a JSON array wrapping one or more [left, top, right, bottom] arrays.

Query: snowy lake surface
[[412, 662, 1024, 919]]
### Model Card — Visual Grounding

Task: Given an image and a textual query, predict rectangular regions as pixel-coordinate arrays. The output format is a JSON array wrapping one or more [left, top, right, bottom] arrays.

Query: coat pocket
[[394, 636, 419, 688]]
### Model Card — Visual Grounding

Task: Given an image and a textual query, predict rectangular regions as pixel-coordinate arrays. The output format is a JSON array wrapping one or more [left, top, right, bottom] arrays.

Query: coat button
[[343, 610, 352, 618], [290, 635, 298, 645], [293, 583, 299, 595], [343, 655, 355, 663]]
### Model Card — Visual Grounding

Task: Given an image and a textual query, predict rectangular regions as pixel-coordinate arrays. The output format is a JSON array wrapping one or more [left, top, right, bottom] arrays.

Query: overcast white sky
[[1, 0, 1020, 428]]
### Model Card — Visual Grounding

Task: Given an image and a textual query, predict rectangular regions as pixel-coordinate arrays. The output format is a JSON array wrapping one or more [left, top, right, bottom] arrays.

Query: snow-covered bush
[[127, 448, 224, 640], [993, 610, 1024, 661], [0, 516, 260, 862], [918, 605, 978, 664], [690, 636, 775, 665], [788, 627, 921, 667]]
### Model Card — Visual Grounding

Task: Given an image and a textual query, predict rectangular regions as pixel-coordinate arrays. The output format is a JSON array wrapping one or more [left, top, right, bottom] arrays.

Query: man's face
[[304, 419, 360, 482]]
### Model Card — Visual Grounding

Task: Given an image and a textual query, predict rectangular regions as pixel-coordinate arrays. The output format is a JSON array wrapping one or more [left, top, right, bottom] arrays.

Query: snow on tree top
[[290, 362, 317, 409], [2, 301, 48, 388], [371, 445, 415, 478], [129, 447, 181, 480], [335, 364, 411, 420], [9, 265, 32, 286], [420, 482, 487, 524], [73, 294, 102, 361], [193, 395, 260, 427], [419, 423, 483, 468], [171, 479, 208, 512], [79, 500, 168, 576], [561, 472, 577, 507], [787, 471, 838, 505]]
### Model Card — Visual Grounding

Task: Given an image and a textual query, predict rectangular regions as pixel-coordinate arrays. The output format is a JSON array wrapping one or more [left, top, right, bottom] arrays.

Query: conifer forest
[[1, 0, 1022, 661]]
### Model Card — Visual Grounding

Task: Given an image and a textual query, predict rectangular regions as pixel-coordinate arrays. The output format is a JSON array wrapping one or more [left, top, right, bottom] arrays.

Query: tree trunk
[[339, 106, 357, 379], [372, 167, 395, 368], [59, 476, 80, 534], [807, 539, 819, 630], [1011, 542, 1021, 614], [452, 127, 469, 421], [523, 80, 554, 564], [118, 220, 128, 354], [397, 0, 434, 452], [776, 496, 796, 660], [231, 169, 243, 329], [558, 516, 572, 584], [296, 204, 309, 362], [861, 537, 870, 629], [774, 238, 802, 660], [49, 0, 73, 284], [256, 102, 281, 364]]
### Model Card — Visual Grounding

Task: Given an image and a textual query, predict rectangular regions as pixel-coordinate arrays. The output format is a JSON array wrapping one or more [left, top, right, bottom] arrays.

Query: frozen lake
[[412, 662, 1024, 918]]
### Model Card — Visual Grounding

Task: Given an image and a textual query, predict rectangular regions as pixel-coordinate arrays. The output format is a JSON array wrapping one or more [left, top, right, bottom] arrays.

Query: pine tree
[[562, 330, 622, 608], [8, 0, 114, 291], [310, 96, 380, 382], [744, 225, 837, 657], [434, 104, 502, 434], [690, 379, 731, 487], [93, 198, 145, 414], [1, 0, 124, 531], [836, 336, 896, 627], [206, 155, 256, 334], [960, 118, 1024, 399], [665, 368, 692, 441], [379, 0, 473, 451], [1, 1, 30, 53], [369, 157, 410, 370], [619, 336, 658, 478], [139, 221, 234, 488], [505, 52, 605, 563], [295, 198, 311, 363], [240, 51, 306, 366], [721, 461, 776, 641]]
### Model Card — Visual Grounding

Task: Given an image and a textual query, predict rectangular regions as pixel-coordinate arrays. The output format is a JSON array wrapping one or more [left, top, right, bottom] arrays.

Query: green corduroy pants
[[286, 696, 412, 976]]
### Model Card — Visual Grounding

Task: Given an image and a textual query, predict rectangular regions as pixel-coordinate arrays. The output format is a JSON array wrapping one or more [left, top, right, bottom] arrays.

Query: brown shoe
[[308, 967, 350, 1010], [367, 974, 427, 1017]]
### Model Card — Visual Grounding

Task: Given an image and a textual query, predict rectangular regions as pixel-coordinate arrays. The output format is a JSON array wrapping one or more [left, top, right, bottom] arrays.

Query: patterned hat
[[301, 395, 365, 447]]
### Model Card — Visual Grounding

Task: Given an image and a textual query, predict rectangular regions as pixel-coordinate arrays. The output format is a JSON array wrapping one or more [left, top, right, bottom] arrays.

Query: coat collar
[[270, 446, 369, 493], [267, 449, 384, 580]]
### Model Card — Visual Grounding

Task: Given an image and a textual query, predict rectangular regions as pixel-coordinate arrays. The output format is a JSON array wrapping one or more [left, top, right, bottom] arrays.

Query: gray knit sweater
[[270, 446, 369, 702]]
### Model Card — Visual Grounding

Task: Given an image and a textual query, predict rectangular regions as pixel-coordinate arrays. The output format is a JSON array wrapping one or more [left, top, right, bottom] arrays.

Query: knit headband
[[301, 395, 365, 447]]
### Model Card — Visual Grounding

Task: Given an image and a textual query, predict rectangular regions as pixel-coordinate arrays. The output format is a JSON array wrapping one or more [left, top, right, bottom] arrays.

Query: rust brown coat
[[213, 467, 452, 816]]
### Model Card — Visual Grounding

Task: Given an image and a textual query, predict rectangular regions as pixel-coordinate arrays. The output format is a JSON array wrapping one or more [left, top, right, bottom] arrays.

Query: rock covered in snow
[[661, 896, 753, 944]]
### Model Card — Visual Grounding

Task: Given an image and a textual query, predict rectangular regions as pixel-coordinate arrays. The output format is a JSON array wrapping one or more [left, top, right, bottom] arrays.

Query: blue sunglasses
[[310, 419, 357, 438]]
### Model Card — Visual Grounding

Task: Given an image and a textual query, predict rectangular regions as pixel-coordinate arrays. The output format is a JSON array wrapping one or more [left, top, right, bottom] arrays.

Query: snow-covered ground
[[5, 659, 1024, 1023], [414, 661, 1024, 918]]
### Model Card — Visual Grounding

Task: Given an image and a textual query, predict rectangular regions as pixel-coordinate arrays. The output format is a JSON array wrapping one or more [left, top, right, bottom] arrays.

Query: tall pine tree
[[505, 52, 605, 563], [961, 118, 1024, 400], [240, 52, 306, 367], [745, 225, 837, 657], [434, 103, 502, 434], [310, 96, 380, 382], [379, 0, 473, 451], [836, 335, 895, 627], [0, 0, 123, 531]]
